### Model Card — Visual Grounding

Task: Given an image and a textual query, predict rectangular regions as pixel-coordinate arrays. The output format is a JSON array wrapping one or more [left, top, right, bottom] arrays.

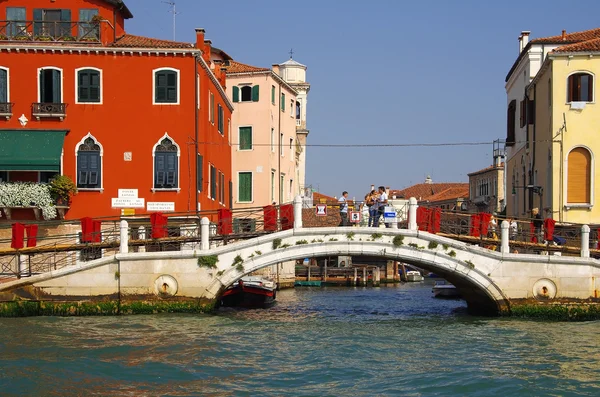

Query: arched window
[[567, 72, 593, 102], [77, 136, 102, 189], [154, 136, 179, 189], [567, 147, 592, 204]]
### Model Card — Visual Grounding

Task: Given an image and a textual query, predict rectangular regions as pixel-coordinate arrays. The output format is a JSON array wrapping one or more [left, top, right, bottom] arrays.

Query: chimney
[[203, 39, 212, 63], [385, 186, 390, 196], [272, 64, 280, 75], [194, 28, 205, 49], [518, 36, 523, 53], [521, 31, 530, 47], [219, 68, 227, 89], [561, 29, 567, 40]]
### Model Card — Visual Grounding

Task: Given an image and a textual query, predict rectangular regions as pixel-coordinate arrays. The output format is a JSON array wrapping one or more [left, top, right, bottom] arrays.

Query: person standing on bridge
[[532, 208, 544, 243], [373, 186, 388, 227], [338, 191, 349, 226], [365, 189, 379, 227]]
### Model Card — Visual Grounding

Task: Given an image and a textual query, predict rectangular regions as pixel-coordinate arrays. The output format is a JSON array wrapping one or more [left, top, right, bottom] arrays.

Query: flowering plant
[[0, 182, 57, 220], [49, 175, 77, 204]]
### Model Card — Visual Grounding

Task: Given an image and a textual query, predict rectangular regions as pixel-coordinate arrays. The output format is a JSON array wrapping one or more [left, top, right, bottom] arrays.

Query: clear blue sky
[[124, 0, 600, 199]]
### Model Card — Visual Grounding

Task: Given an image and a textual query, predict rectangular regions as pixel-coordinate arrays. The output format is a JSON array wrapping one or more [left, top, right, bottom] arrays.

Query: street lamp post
[[512, 185, 543, 212]]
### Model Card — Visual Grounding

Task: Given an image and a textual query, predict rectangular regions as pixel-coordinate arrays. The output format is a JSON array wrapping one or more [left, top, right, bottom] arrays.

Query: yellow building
[[505, 28, 600, 224]]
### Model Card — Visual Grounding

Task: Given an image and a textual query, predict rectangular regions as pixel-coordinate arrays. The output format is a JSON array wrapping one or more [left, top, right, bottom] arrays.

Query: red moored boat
[[220, 276, 277, 308]]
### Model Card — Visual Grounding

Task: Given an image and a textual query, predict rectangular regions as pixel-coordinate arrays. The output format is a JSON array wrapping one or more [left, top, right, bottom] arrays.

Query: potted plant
[[49, 175, 78, 206]]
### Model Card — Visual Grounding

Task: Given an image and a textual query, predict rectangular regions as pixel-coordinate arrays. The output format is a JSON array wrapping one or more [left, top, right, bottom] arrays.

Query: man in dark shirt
[[532, 207, 543, 243]]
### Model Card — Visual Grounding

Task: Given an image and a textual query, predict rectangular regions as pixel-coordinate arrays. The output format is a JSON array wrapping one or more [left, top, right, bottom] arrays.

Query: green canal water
[[1, 281, 599, 396]]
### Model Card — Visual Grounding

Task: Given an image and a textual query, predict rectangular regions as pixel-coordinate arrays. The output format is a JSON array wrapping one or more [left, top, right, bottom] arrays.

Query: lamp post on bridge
[[512, 184, 544, 212]]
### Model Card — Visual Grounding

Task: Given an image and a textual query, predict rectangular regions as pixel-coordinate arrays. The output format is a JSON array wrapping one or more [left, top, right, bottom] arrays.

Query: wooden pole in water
[[400, 263, 407, 282], [353, 267, 357, 286], [362, 267, 367, 286]]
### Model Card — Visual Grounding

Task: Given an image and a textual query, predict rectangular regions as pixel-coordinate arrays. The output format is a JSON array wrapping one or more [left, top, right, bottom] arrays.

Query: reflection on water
[[0, 283, 599, 396]]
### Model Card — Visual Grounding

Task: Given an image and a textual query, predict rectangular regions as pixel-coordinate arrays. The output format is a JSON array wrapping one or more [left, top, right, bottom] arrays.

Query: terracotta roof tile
[[390, 183, 469, 201], [425, 187, 469, 203], [221, 60, 270, 74], [532, 28, 600, 44], [112, 34, 193, 49], [468, 163, 504, 176], [553, 37, 600, 53]]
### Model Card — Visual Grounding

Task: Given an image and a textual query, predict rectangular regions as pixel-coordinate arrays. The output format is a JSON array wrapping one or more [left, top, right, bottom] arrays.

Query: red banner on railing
[[530, 222, 537, 243], [81, 217, 94, 243], [416, 207, 430, 231], [151, 212, 168, 238], [470, 214, 481, 237], [92, 220, 102, 243], [264, 205, 278, 232], [280, 204, 294, 231], [544, 218, 556, 242], [429, 208, 441, 234], [25, 224, 38, 248], [479, 213, 492, 237], [11, 223, 25, 249], [218, 209, 232, 235]]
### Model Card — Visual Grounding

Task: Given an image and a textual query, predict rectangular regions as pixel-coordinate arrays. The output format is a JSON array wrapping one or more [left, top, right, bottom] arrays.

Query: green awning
[[0, 130, 67, 172]]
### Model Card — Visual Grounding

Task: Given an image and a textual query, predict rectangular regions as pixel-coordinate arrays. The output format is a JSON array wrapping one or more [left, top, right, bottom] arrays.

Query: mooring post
[[581, 225, 590, 258], [353, 267, 357, 286], [293, 195, 303, 229], [500, 220, 509, 254], [201, 217, 210, 251], [408, 197, 418, 231], [362, 267, 367, 286], [323, 258, 328, 283], [119, 220, 129, 254]]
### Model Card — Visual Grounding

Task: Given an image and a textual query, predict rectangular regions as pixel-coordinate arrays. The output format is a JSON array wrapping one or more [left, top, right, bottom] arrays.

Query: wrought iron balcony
[[32, 103, 67, 120], [0, 102, 12, 119], [0, 20, 101, 43]]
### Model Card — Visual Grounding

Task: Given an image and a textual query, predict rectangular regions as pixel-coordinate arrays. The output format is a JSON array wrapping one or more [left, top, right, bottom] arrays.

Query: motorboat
[[432, 280, 461, 299], [220, 276, 277, 308], [406, 270, 424, 282]]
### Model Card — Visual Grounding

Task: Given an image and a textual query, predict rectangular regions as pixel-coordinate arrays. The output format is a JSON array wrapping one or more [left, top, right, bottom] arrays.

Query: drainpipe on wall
[[194, 57, 200, 222], [278, 80, 282, 205]]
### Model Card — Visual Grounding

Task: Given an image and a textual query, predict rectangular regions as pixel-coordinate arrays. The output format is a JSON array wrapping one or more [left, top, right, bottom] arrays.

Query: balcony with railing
[[0, 20, 101, 44], [32, 103, 67, 120], [0, 103, 12, 119]]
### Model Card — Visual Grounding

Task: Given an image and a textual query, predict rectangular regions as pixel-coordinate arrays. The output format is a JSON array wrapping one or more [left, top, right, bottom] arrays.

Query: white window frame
[[564, 145, 595, 208], [0, 66, 10, 103], [237, 171, 253, 203], [151, 132, 181, 192], [240, 85, 253, 103], [37, 66, 63, 103], [238, 125, 253, 151], [74, 132, 104, 191], [208, 163, 214, 200], [152, 67, 180, 105], [75, 67, 103, 105]]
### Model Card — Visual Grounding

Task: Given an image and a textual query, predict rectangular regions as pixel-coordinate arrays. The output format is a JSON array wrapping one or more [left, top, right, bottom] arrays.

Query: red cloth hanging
[[11, 223, 25, 249], [218, 209, 232, 235], [544, 218, 556, 242], [479, 213, 492, 237], [416, 207, 430, 231], [92, 220, 102, 243], [25, 224, 38, 248], [429, 208, 441, 234], [151, 212, 168, 238], [470, 214, 481, 237], [530, 222, 537, 243], [280, 204, 294, 231], [263, 205, 278, 231], [80, 217, 94, 243]]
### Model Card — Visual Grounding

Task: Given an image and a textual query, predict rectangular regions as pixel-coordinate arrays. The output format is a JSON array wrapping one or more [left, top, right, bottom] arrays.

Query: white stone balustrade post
[[119, 220, 129, 254], [201, 217, 210, 251], [294, 195, 303, 229], [138, 226, 146, 253], [501, 220, 509, 254], [581, 225, 590, 258], [408, 197, 418, 231]]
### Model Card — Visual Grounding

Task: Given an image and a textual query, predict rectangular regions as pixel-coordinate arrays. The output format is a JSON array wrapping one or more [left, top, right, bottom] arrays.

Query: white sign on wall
[[147, 202, 175, 212], [112, 198, 145, 208], [118, 189, 138, 198]]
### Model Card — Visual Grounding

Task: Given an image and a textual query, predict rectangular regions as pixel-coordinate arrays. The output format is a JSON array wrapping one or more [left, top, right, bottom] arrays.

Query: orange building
[[0, 0, 232, 221]]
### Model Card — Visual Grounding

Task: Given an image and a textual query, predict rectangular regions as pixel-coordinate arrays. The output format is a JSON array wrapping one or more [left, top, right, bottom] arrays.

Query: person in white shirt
[[338, 191, 349, 226], [373, 186, 388, 227]]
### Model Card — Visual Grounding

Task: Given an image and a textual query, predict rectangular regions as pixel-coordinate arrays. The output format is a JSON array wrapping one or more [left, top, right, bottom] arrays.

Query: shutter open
[[252, 85, 259, 102], [196, 153, 203, 192], [52, 69, 61, 103], [211, 165, 216, 198], [567, 148, 591, 203], [0, 70, 7, 103], [232, 86, 239, 102]]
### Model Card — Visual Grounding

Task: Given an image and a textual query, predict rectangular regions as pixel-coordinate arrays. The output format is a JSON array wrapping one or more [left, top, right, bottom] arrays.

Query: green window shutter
[[232, 86, 239, 102], [252, 85, 259, 102], [33, 9, 42, 36], [229, 180, 233, 208], [281, 93, 285, 111], [238, 172, 252, 202], [155, 71, 177, 103], [211, 165, 216, 198], [0, 70, 7, 103], [210, 93, 215, 123], [78, 70, 100, 103], [196, 154, 203, 192], [52, 69, 61, 103], [239, 127, 252, 150], [271, 85, 275, 104], [218, 105, 223, 133]]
